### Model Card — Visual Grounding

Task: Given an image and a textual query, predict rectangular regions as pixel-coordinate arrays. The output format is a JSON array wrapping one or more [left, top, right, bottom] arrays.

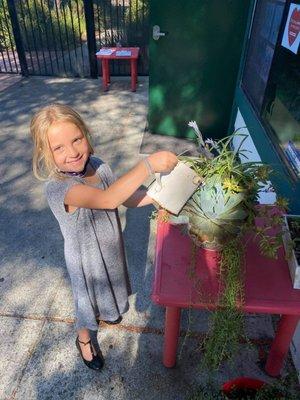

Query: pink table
[[96, 47, 139, 91], [151, 214, 300, 376]]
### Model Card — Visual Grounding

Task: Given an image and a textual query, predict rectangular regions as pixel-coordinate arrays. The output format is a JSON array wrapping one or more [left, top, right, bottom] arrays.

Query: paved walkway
[[0, 74, 295, 399]]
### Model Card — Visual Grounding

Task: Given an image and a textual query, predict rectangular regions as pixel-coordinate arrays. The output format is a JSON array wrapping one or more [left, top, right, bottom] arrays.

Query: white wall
[[233, 109, 276, 204], [233, 109, 300, 375]]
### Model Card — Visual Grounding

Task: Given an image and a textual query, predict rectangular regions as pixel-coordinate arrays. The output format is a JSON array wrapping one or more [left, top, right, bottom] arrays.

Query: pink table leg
[[163, 306, 181, 368], [130, 59, 137, 91], [265, 314, 299, 376]]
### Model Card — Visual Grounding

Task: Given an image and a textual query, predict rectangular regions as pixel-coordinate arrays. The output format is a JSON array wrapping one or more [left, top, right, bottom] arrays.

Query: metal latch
[[153, 25, 168, 40]]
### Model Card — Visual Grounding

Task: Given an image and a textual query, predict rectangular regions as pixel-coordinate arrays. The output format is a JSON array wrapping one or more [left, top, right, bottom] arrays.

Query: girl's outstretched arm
[[122, 189, 153, 208], [64, 151, 177, 210]]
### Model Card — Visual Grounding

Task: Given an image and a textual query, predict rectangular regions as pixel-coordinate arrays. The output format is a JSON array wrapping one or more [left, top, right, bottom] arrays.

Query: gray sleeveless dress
[[45, 156, 131, 331]]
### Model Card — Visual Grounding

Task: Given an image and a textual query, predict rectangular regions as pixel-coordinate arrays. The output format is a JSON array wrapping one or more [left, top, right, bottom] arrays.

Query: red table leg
[[101, 59, 108, 91], [265, 315, 299, 376], [130, 59, 137, 91], [163, 306, 181, 368], [106, 59, 110, 83]]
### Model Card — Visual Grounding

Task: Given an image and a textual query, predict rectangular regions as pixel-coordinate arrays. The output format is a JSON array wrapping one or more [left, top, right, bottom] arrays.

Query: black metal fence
[[0, 0, 19, 73], [0, 0, 149, 77]]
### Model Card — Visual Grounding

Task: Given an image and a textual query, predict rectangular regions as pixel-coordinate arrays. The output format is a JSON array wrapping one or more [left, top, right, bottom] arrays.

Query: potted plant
[[155, 121, 286, 370], [180, 121, 275, 250]]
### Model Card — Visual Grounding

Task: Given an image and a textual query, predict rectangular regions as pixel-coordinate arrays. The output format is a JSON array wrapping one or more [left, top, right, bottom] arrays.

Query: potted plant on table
[[155, 121, 287, 370]]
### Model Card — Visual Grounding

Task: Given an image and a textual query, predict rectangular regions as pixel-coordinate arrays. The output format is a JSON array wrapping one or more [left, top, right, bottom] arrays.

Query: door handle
[[153, 25, 168, 40]]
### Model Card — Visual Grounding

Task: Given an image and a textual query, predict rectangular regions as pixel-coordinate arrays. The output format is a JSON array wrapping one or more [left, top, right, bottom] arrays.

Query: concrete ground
[[0, 74, 296, 399]]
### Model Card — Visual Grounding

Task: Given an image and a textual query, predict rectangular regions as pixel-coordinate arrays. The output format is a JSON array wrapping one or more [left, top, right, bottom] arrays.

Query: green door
[[148, 0, 251, 139]]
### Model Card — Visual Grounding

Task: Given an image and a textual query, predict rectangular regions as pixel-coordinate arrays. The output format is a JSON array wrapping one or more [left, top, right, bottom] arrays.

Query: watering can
[[147, 161, 204, 215]]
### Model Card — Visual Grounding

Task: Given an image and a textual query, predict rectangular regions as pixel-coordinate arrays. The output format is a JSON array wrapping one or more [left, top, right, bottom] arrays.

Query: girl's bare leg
[[77, 328, 97, 361]]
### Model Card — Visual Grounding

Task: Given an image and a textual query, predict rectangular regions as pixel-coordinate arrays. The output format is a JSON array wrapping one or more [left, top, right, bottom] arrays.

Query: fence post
[[7, 0, 28, 76], [83, 0, 97, 78]]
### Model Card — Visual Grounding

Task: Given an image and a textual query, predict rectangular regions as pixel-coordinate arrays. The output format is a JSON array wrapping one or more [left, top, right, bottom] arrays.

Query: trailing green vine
[[201, 239, 245, 370]]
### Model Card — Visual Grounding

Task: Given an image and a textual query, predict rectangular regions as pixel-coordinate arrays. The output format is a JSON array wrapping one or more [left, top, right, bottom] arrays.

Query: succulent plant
[[182, 175, 248, 248]]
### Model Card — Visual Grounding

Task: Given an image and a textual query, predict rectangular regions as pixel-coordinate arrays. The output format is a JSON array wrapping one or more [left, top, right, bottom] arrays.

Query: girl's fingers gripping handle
[[147, 151, 178, 173]]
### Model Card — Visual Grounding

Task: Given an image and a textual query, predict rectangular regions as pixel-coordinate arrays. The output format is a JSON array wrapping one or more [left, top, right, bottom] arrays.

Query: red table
[[96, 47, 139, 92], [151, 216, 300, 376]]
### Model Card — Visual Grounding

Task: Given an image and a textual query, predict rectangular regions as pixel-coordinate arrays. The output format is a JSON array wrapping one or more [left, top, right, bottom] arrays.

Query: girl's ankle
[[77, 328, 90, 343]]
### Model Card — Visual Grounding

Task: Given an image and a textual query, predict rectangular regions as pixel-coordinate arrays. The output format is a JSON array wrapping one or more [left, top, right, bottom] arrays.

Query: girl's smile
[[68, 155, 84, 165], [47, 121, 90, 173]]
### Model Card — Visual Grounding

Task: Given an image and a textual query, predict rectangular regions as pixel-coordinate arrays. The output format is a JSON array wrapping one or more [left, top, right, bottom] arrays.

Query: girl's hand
[[147, 151, 178, 173]]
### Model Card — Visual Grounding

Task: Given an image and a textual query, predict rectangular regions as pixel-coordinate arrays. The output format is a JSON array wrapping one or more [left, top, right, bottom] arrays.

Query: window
[[241, 0, 300, 176]]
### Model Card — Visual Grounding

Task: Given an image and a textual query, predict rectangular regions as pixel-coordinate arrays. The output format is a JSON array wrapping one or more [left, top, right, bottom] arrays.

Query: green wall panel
[[149, 0, 251, 139]]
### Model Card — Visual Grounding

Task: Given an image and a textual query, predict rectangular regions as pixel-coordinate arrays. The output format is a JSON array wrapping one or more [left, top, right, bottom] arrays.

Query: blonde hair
[[30, 104, 94, 180]]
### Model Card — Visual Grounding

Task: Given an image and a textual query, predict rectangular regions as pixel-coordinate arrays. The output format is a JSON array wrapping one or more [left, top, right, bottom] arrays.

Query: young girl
[[30, 104, 177, 371]]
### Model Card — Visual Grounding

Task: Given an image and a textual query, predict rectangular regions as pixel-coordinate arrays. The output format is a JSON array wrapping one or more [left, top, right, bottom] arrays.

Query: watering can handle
[[193, 176, 205, 185], [155, 173, 162, 192]]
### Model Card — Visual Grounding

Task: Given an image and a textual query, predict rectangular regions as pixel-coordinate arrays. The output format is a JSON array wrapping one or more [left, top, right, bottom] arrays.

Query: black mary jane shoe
[[97, 316, 123, 326], [75, 337, 104, 371]]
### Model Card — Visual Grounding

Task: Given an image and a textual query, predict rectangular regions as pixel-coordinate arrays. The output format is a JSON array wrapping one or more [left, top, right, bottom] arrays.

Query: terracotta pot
[[189, 231, 223, 251]]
